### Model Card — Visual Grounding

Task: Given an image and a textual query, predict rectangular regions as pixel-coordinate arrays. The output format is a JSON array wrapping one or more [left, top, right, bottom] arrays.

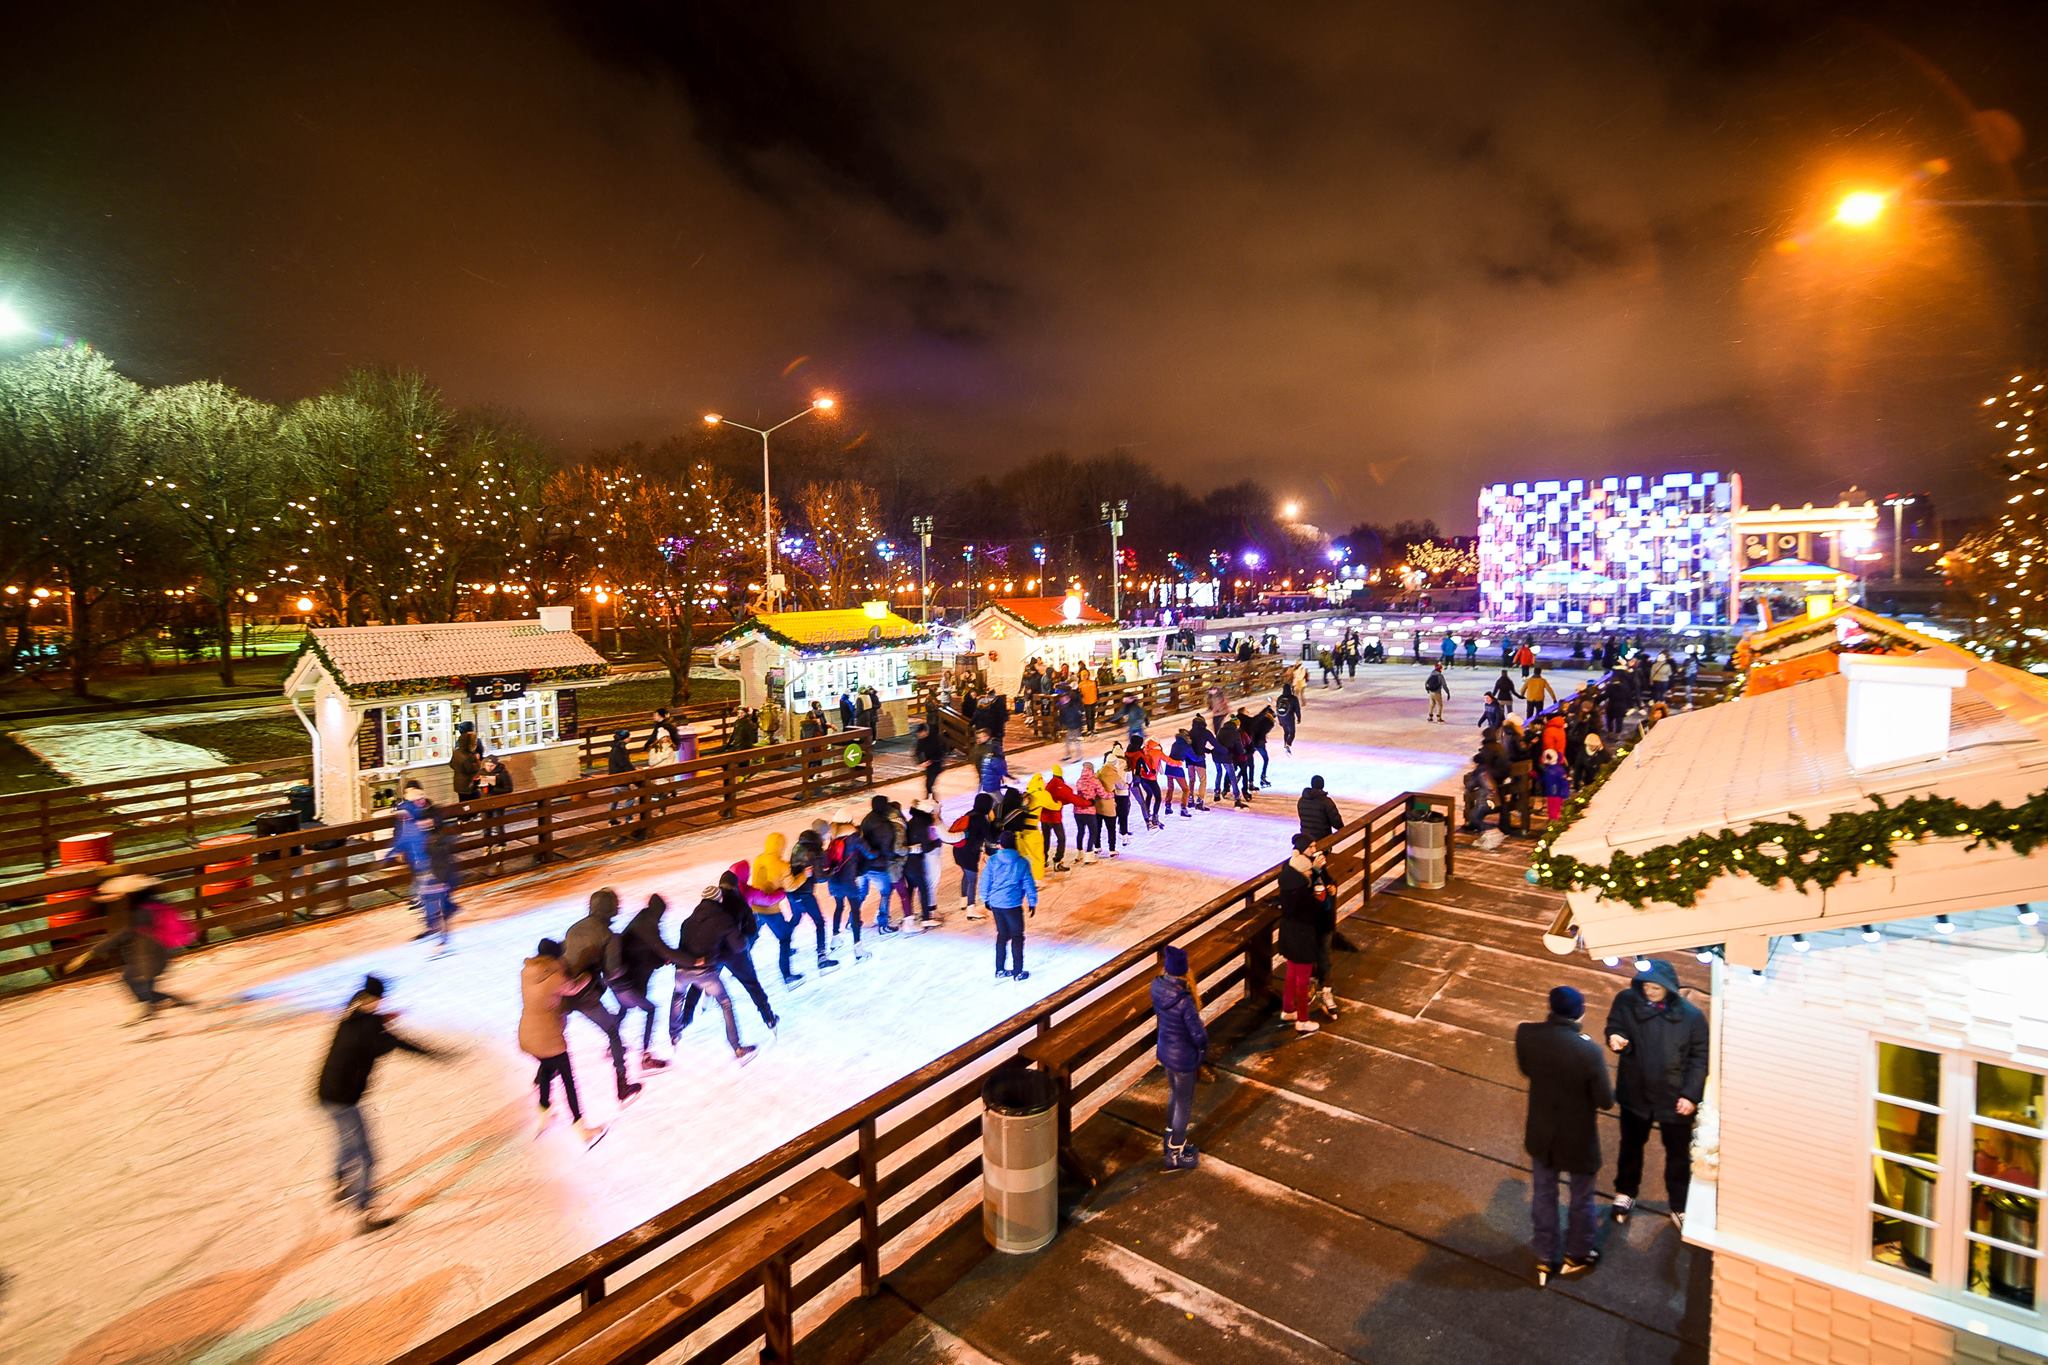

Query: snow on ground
[[0, 662, 1604, 1365], [10, 702, 286, 784]]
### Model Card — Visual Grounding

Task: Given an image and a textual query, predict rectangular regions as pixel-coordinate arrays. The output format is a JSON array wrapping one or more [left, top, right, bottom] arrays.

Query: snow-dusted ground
[[0, 663, 1604, 1365], [9, 702, 286, 784]]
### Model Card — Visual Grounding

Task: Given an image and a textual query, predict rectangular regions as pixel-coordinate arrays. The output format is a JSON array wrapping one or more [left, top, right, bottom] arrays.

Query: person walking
[[1523, 666, 1556, 721], [1606, 960, 1709, 1228], [1296, 774, 1343, 843], [1425, 662, 1449, 722], [561, 889, 651, 1098], [520, 940, 609, 1148], [1516, 985, 1614, 1285], [1275, 684, 1301, 753], [913, 720, 948, 800], [1277, 834, 1330, 1034], [316, 974, 447, 1231], [61, 872, 196, 1023], [978, 833, 1038, 980], [1152, 944, 1209, 1171]]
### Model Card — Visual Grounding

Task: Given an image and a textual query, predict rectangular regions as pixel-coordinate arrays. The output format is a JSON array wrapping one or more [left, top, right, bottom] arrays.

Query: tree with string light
[[605, 464, 751, 705], [1950, 372, 2048, 647]]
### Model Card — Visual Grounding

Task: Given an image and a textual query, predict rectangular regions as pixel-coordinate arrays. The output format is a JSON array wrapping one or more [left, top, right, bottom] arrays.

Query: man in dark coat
[[1605, 959, 1709, 1226], [315, 975, 445, 1232], [1296, 775, 1343, 842], [1517, 985, 1614, 1282], [561, 888, 651, 1097], [668, 883, 757, 1062]]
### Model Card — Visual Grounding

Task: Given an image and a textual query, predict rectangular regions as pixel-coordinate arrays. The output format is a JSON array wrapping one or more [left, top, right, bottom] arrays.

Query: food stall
[[966, 594, 1121, 696], [718, 603, 927, 741], [283, 606, 611, 822]]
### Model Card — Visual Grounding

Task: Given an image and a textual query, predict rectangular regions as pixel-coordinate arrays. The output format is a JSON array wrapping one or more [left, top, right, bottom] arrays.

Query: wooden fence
[[394, 788, 1454, 1365], [0, 699, 740, 875], [0, 728, 874, 990]]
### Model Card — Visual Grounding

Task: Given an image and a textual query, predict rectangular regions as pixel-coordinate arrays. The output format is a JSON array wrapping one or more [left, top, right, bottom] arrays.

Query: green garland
[[290, 634, 608, 699], [1531, 789, 2048, 909]]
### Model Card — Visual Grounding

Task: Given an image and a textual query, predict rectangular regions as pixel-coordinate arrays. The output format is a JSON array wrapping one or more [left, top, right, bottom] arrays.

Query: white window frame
[[479, 693, 558, 754], [382, 700, 454, 767], [1867, 1038, 2045, 1325]]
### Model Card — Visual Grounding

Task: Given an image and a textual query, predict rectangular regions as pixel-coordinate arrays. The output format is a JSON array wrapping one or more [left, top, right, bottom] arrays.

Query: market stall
[[966, 594, 1119, 696], [718, 603, 927, 742], [283, 606, 611, 822], [1737, 556, 1855, 629]]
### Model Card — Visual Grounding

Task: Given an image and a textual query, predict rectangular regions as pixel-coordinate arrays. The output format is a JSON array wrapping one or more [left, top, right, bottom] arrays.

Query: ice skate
[[1317, 988, 1339, 1019], [1011, 969, 1031, 981], [964, 907, 986, 922], [853, 942, 873, 962], [781, 969, 806, 987], [639, 1051, 670, 1072], [1293, 1019, 1320, 1034], [996, 968, 1013, 980], [616, 1081, 644, 1107], [574, 1120, 607, 1149], [732, 1045, 758, 1065], [358, 1211, 399, 1235], [815, 954, 841, 973]]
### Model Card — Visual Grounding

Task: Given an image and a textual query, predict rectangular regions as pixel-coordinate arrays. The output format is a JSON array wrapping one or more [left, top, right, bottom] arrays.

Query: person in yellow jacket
[[1077, 668, 1100, 734], [1020, 774, 1056, 881]]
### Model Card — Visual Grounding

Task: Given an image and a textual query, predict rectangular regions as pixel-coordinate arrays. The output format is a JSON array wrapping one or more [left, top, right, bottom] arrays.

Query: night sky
[[5, 1, 2047, 528]]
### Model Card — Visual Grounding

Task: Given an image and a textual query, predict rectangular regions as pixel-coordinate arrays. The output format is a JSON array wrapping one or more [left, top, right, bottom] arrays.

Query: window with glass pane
[[1968, 1062, 2045, 1311], [382, 701, 453, 766], [482, 695, 557, 753], [1872, 1042, 1942, 1278]]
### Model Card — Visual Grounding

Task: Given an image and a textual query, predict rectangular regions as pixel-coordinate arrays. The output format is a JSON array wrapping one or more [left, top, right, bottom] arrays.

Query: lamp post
[[1099, 499, 1128, 623], [703, 396, 836, 609], [911, 515, 934, 623], [1882, 495, 1918, 583]]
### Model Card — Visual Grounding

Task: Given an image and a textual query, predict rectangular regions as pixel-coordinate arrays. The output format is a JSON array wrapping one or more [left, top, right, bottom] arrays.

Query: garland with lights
[[1531, 785, 2048, 909], [290, 634, 608, 700]]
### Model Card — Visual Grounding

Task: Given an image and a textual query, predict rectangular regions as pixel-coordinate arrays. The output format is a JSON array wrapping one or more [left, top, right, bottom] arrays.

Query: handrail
[[394, 784, 1453, 1365]]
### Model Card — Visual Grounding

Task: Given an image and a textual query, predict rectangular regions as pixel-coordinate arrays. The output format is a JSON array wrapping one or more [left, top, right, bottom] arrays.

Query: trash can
[[198, 834, 255, 900], [252, 810, 301, 863], [47, 831, 114, 931], [286, 784, 315, 821], [982, 1066, 1059, 1254], [1405, 806, 1447, 890]]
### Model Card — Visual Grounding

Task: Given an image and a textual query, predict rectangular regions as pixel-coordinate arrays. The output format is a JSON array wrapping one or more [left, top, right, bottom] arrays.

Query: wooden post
[[761, 1253, 795, 1364], [536, 793, 555, 864], [1244, 890, 1273, 1006], [857, 1117, 881, 1295], [38, 795, 52, 870], [1440, 793, 1457, 881], [580, 1273, 604, 1310], [720, 756, 738, 821], [182, 775, 197, 840]]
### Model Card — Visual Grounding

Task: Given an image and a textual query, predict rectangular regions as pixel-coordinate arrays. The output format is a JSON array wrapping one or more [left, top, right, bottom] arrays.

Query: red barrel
[[46, 831, 114, 929], [198, 834, 255, 900]]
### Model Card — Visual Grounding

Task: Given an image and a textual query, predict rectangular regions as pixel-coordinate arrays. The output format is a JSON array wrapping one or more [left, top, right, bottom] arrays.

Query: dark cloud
[[3, 0, 2045, 527]]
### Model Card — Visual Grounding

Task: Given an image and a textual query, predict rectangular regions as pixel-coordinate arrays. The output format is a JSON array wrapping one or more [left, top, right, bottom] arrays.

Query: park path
[[8, 702, 280, 783]]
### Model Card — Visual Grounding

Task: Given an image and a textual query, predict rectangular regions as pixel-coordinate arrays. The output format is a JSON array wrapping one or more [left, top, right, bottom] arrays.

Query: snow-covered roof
[[289, 620, 609, 698], [1549, 635, 2048, 958], [973, 596, 1114, 633], [721, 608, 925, 652]]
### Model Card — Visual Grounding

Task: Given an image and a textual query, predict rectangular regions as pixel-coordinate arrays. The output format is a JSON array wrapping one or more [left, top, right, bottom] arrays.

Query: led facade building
[[1478, 471, 1740, 627]]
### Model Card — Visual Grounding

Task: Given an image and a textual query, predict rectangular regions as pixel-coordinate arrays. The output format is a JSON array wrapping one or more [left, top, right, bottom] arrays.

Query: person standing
[[315, 974, 447, 1232], [450, 722, 481, 801], [978, 833, 1038, 981], [975, 729, 1009, 797], [1058, 688, 1086, 761], [1296, 774, 1343, 843], [914, 721, 947, 801], [1516, 985, 1614, 1285], [561, 889, 651, 1097], [800, 703, 827, 740], [1161, 730, 1193, 817], [950, 792, 998, 918], [899, 799, 943, 926], [605, 729, 637, 829], [1016, 776, 1053, 883], [1516, 639, 1536, 678], [520, 940, 608, 1148], [1440, 633, 1458, 669], [1276, 834, 1329, 1034], [856, 794, 901, 935], [1185, 715, 1213, 811], [1042, 766, 1078, 872], [1523, 666, 1556, 721], [1077, 666, 1100, 735], [1099, 744, 1133, 846], [1425, 662, 1449, 722], [1605, 960, 1709, 1228], [1538, 747, 1572, 821], [1464, 634, 1479, 669], [1117, 694, 1148, 749], [1071, 760, 1106, 863], [476, 752, 515, 852], [1152, 944, 1208, 1171]]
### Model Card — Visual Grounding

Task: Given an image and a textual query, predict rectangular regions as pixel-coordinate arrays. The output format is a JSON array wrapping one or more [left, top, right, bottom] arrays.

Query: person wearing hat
[[520, 940, 608, 1148], [314, 975, 448, 1232], [1151, 944, 1209, 1171], [450, 721, 481, 801], [1515, 985, 1614, 1284], [62, 872, 195, 1022]]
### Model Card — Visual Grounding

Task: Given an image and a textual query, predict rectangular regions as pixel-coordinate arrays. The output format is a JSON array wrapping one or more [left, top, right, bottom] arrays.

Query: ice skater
[[613, 895, 679, 1069], [60, 872, 196, 1024], [669, 880, 762, 1063], [521, 939, 607, 1147], [949, 792, 997, 919], [1275, 684, 1301, 753], [315, 974, 447, 1231], [561, 889, 653, 1097], [978, 832, 1037, 981], [823, 808, 872, 961], [783, 825, 841, 975], [383, 781, 459, 953]]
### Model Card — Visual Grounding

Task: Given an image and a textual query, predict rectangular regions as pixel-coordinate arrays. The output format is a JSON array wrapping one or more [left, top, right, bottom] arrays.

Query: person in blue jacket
[[1152, 944, 1209, 1170], [977, 833, 1037, 981]]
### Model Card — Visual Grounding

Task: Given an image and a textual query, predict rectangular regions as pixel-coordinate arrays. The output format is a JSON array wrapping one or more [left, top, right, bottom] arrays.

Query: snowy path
[[0, 663, 1606, 1365], [8, 702, 284, 784]]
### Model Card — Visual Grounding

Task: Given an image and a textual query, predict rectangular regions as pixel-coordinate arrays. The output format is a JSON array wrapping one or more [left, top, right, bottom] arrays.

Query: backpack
[[148, 900, 198, 950], [1425, 672, 1444, 694]]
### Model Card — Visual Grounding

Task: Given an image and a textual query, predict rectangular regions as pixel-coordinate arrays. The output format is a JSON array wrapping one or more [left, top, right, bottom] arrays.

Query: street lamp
[[1882, 495, 1918, 583], [703, 395, 837, 609], [1099, 499, 1128, 622], [911, 515, 934, 623], [1834, 191, 1889, 228], [0, 300, 31, 343]]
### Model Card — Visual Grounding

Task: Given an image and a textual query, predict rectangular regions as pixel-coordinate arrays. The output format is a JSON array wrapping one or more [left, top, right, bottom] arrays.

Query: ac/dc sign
[[464, 672, 531, 703]]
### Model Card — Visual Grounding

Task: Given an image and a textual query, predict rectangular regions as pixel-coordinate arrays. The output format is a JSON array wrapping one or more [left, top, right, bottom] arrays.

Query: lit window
[[1970, 1063, 2044, 1310], [1872, 1042, 1942, 1278], [382, 701, 454, 766], [481, 694, 559, 753]]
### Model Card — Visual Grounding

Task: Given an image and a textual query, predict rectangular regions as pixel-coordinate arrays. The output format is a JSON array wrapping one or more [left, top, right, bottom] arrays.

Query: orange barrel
[[46, 831, 114, 928], [198, 834, 255, 900]]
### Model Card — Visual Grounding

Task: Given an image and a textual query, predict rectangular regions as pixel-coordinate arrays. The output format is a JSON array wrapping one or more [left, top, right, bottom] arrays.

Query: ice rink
[[0, 660, 1605, 1365]]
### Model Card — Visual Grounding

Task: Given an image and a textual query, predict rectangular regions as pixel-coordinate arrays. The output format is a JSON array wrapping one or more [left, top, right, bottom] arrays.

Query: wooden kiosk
[[719, 604, 927, 742]]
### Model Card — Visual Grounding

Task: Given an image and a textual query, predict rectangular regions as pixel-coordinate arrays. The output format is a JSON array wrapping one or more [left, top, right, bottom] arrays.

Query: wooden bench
[[1020, 899, 1277, 1185], [504, 1170, 861, 1365]]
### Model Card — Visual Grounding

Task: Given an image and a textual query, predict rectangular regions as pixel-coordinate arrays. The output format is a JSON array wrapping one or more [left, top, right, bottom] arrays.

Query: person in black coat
[[314, 975, 445, 1232], [1152, 944, 1209, 1171], [612, 894, 681, 1067], [1605, 959, 1709, 1225], [1516, 985, 1614, 1282], [1276, 834, 1333, 1032], [914, 721, 947, 800], [1296, 775, 1343, 842], [667, 884, 757, 1062]]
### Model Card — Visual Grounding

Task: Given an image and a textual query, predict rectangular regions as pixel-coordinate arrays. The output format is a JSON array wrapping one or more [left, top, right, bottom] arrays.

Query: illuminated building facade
[[1477, 472, 1740, 627]]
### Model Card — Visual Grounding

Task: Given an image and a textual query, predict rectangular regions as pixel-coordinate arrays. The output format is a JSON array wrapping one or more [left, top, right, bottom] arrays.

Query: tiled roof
[[728, 608, 926, 650], [301, 620, 608, 686], [981, 596, 1113, 630]]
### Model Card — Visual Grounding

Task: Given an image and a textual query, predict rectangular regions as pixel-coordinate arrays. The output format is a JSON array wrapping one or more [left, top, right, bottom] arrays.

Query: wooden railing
[[393, 787, 1455, 1365], [0, 729, 874, 991], [574, 699, 740, 770]]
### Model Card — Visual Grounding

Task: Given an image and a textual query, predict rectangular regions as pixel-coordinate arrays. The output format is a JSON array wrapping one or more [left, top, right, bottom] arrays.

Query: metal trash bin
[[982, 1066, 1058, 1254], [1405, 806, 1447, 889], [286, 784, 316, 821]]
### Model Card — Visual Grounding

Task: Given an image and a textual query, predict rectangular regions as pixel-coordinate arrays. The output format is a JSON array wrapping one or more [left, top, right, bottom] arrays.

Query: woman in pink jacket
[[1072, 761, 1107, 864]]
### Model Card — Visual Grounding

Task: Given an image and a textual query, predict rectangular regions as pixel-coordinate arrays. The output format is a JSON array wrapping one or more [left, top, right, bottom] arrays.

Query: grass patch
[[0, 733, 64, 795], [578, 672, 737, 719], [144, 715, 311, 767]]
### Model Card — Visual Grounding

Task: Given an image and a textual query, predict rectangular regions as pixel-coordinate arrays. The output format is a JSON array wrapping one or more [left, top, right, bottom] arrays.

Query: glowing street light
[[1280, 500, 1301, 520], [1834, 190, 1888, 228], [0, 299, 30, 342], [703, 394, 839, 608]]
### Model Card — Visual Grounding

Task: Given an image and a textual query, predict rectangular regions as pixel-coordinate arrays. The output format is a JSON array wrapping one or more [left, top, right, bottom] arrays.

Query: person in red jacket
[[1042, 768, 1078, 872]]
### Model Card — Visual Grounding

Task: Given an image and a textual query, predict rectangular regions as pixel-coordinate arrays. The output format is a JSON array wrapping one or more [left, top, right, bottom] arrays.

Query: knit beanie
[[1162, 945, 1190, 976], [1548, 985, 1585, 1019]]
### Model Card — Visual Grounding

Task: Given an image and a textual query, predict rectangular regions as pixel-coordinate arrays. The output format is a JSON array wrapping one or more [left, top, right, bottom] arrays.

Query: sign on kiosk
[[465, 672, 531, 703]]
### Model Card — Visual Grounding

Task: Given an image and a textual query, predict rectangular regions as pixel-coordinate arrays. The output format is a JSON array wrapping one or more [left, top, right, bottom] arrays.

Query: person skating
[[1017, 775, 1053, 882], [822, 807, 871, 960], [787, 824, 841, 972], [383, 782, 459, 953], [1424, 662, 1449, 722], [60, 872, 196, 1024], [1246, 705, 1275, 789], [560, 889, 650, 1097], [709, 864, 782, 1029], [913, 721, 947, 801], [613, 895, 682, 1068], [1523, 666, 1556, 720], [1605, 960, 1709, 1228], [1276, 834, 1331, 1033], [1185, 714, 1213, 810], [1161, 730, 1193, 817], [750, 833, 812, 984], [315, 974, 448, 1231], [1275, 685, 1301, 754], [1041, 767, 1078, 872], [1058, 689, 1086, 761], [1152, 944, 1209, 1171], [520, 940, 608, 1148], [1517, 985, 1614, 1284], [668, 883, 758, 1064], [978, 832, 1037, 981], [1097, 745, 1131, 850], [1210, 715, 1243, 807], [898, 799, 943, 926], [854, 796, 901, 936], [1489, 670, 1519, 710]]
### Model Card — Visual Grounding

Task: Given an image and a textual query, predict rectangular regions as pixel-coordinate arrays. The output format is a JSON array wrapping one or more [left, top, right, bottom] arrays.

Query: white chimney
[[1840, 653, 1967, 771], [537, 605, 574, 633]]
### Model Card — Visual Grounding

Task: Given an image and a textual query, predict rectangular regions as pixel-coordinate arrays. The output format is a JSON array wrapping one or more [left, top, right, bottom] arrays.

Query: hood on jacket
[[624, 898, 665, 943], [1626, 959, 1687, 1009], [753, 834, 790, 891], [1150, 973, 1192, 1011]]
